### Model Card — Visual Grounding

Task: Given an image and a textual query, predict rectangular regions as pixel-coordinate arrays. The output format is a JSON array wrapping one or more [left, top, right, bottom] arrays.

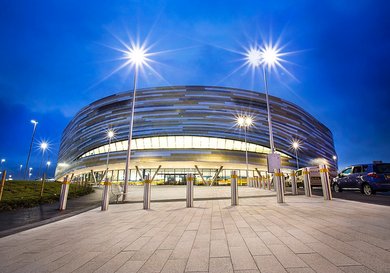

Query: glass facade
[[79, 135, 288, 159], [75, 167, 264, 186], [56, 86, 337, 181]]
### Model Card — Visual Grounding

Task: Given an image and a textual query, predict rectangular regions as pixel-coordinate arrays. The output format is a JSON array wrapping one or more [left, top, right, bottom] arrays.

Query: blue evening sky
[[0, 0, 389, 177]]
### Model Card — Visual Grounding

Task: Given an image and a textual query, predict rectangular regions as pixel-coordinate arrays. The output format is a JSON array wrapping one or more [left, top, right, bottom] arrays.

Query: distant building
[[55, 86, 336, 184]]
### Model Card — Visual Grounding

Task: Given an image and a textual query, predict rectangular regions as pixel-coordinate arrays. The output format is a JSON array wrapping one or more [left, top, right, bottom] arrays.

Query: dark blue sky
[[1, 0, 389, 177]]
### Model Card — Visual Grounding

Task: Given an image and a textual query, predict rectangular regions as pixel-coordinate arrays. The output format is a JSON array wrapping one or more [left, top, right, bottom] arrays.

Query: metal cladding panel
[[56, 86, 336, 175]]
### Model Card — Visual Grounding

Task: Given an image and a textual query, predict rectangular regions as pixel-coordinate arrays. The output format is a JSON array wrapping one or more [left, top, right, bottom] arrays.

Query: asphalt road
[[305, 187, 390, 206]]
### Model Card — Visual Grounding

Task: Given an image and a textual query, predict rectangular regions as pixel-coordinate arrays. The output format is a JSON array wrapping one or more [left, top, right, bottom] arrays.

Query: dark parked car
[[333, 162, 390, 195]]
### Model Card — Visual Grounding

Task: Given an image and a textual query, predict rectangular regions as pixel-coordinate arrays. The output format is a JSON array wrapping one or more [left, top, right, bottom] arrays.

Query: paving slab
[[0, 188, 389, 273]]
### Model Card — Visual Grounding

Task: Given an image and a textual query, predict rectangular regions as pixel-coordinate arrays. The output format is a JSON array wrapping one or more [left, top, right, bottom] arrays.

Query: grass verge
[[0, 180, 93, 211]]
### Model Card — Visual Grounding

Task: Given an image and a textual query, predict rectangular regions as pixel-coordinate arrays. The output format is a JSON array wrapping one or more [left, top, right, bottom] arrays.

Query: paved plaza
[[0, 187, 390, 273], [123, 185, 277, 202]]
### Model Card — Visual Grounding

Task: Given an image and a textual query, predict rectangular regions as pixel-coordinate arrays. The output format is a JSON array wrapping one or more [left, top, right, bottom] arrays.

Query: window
[[352, 166, 362, 173], [151, 137, 159, 148], [78, 135, 291, 159], [341, 167, 352, 176], [374, 164, 390, 174]]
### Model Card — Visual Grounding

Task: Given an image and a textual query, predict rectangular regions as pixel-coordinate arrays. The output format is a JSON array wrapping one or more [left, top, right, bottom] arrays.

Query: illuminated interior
[[79, 135, 289, 159]]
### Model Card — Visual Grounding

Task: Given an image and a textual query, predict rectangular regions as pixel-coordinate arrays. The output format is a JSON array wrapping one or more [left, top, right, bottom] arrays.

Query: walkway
[[0, 188, 102, 237], [0, 192, 389, 273], [0, 186, 274, 237], [125, 185, 277, 202]]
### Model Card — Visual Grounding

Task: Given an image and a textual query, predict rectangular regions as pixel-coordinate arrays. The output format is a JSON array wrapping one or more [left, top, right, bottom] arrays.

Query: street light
[[123, 45, 150, 201], [28, 167, 33, 180], [105, 129, 115, 182], [332, 155, 338, 171], [292, 141, 300, 169], [0, 159, 5, 169], [24, 120, 38, 180], [46, 161, 51, 171], [245, 44, 286, 169], [38, 141, 49, 179], [244, 43, 289, 172], [236, 115, 253, 179], [244, 42, 290, 203]]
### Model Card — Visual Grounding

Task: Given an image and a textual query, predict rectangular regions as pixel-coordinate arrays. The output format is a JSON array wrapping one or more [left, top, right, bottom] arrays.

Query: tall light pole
[[245, 43, 290, 203], [236, 115, 253, 179], [46, 161, 51, 174], [38, 141, 48, 179], [292, 141, 300, 169], [24, 120, 38, 180], [105, 130, 115, 182], [245, 45, 286, 169], [123, 46, 149, 201], [28, 167, 33, 180], [332, 155, 338, 171]]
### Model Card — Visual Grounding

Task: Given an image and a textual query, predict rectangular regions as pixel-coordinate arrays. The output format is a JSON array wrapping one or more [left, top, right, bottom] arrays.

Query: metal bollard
[[0, 170, 6, 201], [231, 171, 238, 206], [101, 178, 111, 211], [319, 164, 332, 200], [40, 173, 46, 197], [267, 173, 271, 190], [59, 176, 70, 211], [186, 174, 194, 207], [303, 167, 312, 197], [291, 171, 298, 195], [274, 169, 285, 203], [143, 175, 151, 210]]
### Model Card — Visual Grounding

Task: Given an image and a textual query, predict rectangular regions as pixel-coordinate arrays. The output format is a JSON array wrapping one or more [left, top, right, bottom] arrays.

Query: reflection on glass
[[80, 135, 288, 158]]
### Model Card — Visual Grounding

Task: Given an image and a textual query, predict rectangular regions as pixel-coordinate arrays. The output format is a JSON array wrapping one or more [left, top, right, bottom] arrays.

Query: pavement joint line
[[1, 194, 389, 273], [0, 202, 101, 238], [116, 193, 291, 205]]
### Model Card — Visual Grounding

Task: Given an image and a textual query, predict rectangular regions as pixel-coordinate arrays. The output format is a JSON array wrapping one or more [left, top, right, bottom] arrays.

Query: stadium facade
[[55, 86, 336, 184]]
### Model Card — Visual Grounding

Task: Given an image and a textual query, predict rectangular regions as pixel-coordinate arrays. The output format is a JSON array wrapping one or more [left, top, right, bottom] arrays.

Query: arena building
[[55, 86, 336, 185]]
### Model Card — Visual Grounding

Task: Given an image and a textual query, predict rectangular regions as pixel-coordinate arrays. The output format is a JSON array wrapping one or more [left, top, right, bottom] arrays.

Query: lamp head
[[246, 48, 262, 67], [236, 116, 245, 127], [244, 116, 253, 127], [262, 47, 278, 66], [40, 141, 48, 151], [107, 130, 115, 139], [236, 115, 254, 128], [31, 120, 38, 125], [126, 46, 147, 67], [292, 141, 299, 150]]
